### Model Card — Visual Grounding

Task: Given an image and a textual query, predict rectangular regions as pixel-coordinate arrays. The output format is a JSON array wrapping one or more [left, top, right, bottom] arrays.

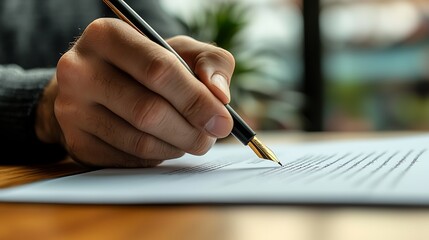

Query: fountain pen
[[103, 0, 282, 166]]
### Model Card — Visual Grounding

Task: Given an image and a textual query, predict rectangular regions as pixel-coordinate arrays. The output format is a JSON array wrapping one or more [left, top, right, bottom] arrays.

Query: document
[[0, 134, 428, 205]]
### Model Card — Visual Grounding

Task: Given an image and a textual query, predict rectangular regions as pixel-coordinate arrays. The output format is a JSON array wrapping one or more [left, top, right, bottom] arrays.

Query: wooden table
[[1, 132, 429, 240]]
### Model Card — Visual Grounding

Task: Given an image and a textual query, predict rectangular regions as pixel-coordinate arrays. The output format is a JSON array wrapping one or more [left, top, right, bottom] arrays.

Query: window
[[322, 0, 429, 131]]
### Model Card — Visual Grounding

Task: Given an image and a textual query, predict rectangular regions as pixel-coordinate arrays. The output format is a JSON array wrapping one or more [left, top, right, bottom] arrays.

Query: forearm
[[0, 65, 66, 163]]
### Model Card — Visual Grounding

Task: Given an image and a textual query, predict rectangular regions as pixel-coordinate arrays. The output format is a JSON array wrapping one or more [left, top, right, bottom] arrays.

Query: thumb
[[196, 65, 232, 104], [168, 36, 235, 104]]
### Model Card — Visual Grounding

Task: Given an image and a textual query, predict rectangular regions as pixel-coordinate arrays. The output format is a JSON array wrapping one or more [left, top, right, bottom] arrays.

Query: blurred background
[[160, 0, 429, 132]]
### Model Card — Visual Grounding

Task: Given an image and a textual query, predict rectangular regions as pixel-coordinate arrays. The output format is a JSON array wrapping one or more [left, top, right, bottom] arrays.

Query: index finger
[[76, 18, 233, 138]]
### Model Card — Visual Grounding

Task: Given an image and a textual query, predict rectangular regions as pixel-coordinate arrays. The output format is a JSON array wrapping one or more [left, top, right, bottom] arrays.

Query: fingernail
[[211, 73, 230, 102], [205, 115, 230, 138]]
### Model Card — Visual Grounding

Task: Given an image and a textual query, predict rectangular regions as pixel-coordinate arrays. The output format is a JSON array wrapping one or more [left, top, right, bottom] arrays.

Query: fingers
[[65, 129, 166, 168], [76, 18, 233, 138], [56, 102, 185, 165], [57, 52, 217, 155], [55, 18, 236, 167]]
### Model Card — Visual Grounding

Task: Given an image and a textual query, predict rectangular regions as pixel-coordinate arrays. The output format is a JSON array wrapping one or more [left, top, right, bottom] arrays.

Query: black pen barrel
[[226, 104, 256, 145]]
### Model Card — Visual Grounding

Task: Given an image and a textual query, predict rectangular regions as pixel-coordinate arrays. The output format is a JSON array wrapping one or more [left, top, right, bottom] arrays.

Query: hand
[[36, 18, 235, 167]]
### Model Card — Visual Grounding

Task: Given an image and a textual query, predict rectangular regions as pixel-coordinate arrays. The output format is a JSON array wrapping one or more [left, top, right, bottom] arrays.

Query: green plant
[[176, 2, 255, 89]]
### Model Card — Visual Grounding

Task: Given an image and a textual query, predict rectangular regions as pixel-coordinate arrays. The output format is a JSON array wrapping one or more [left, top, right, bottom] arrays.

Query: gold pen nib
[[248, 137, 282, 166]]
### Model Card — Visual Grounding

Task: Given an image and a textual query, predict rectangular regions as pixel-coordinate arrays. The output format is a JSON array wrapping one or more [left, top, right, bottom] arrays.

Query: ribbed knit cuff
[[0, 65, 66, 164]]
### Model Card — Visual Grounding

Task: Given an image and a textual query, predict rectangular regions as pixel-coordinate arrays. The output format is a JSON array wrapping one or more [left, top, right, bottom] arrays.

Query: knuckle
[[53, 97, 66, 122], [198, 49, 235, 66], [145, 51, 177, 89], [132, 133, 185, 161], [195, 47, 235, 77], [56, 51, 79, 85], [187, 132, 214, 155], [181, 93, 206, 126], [131, 96, 166, 130], [54, 96, 75, 127], [160, 144, 185, 160], [80, 19, 109, 44], [159, 143, 185, 160], [219, 48, 235, 64], [57, 51, 75, 71], [75, 19, 119, 55], [132, 133, 155, 158], [169, 35, 195, 45], [213, 45, 235, 63], [57, 50, 92, 94]]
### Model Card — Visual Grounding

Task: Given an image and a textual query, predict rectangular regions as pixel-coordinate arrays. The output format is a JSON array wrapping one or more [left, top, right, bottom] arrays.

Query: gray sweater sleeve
[[0, 0, 183, 164], [0, 65, 66, 163]]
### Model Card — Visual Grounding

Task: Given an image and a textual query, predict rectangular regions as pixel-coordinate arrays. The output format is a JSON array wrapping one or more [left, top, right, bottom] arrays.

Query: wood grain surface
[[0, 132, 428, 240]]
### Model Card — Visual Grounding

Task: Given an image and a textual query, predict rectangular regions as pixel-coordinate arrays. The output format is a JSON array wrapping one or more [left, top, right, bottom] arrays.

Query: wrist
[[35, 75, 62, 144]]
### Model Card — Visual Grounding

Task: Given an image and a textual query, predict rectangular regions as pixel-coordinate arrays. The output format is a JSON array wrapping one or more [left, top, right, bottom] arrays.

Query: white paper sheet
[[1, 134, 429, 205]]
